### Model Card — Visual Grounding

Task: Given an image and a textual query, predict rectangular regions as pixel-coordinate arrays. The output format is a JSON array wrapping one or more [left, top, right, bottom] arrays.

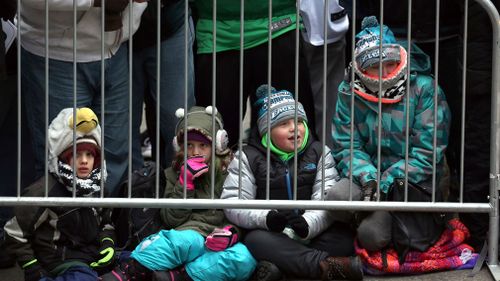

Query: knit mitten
[[179, 156, 209, 191]]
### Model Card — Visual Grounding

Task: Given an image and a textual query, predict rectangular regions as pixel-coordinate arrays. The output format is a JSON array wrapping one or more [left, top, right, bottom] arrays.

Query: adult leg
[[95, 44, 131, 195], [146, 17, 195, 166], [21, 48, 94, 179], [302, 38, 346, 148], [195, 50, 243, 149], [246, 31, 316, 134], [244, 229, 327, 279], [131, 47, 148, 171], [186, 243, 256, 281]]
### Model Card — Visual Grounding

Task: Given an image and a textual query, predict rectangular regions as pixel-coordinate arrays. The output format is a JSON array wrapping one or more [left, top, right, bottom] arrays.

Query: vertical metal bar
[[459, 0, 469, 203], [72, 0, 78, 198], [17, 0, 21, 197], [293, 0, 300, 201], [376, 0, 384, 201], [72, 0, 78, 197], [238, 0, 245, 199], [182, 0, 189, 199], [210, 0, 218, 199], [100, 0, 106, 197], [404, 0, 412, 201], [348, 0, 356, 194], [321, 0, 328, 200], [266, 0, 272, 200], [156, 0, 161, 198], [128, 0, 134, 199], [44, 0, 49, 195], [432, 0, 441, 203], [471, 0, 500, 269], [100, 0, 105, 198]]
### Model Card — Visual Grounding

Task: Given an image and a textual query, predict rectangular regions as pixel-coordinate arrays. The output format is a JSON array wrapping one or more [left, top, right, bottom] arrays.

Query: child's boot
[[319, 256, 363, 280], [151, 267, 192, 281], [250, 260, 283, 281]]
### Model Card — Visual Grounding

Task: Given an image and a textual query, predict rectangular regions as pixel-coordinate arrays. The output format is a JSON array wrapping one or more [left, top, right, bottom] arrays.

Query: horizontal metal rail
[[0, 197, 490, 213]]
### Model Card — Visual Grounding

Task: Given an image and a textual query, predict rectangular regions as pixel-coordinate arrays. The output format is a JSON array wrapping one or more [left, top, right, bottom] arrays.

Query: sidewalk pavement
[[0, 264, 494, 281]]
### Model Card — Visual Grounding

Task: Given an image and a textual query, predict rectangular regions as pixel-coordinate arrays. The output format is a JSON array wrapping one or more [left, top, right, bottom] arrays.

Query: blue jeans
[[131, 17, 195, 170], [131, 229, 256, 281], [22, 45, 130, 195]]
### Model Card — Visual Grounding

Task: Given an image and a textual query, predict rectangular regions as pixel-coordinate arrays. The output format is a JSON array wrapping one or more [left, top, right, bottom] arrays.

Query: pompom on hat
[[354, 16, 401, 71], [253, 84, 308, 136], [47, 107, 106, 179]]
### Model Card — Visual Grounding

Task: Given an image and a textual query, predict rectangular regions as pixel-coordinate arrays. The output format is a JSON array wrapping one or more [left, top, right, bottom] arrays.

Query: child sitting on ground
[[100, 106, 256, 281], [4, 107, 115, 281], [221, 85, 363, 281], [332, 16, 452, 260]]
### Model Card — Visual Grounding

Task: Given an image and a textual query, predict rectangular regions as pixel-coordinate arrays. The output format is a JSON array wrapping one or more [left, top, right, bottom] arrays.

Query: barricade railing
[[1, 0, 499, 279]]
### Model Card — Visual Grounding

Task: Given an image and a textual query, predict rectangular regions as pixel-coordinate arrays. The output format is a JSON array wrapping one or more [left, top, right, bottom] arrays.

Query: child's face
[[187, 140, 212, 162], [270, 119, 306, 152], [69, 150, 95, 178], [363, 61, 399, 78]]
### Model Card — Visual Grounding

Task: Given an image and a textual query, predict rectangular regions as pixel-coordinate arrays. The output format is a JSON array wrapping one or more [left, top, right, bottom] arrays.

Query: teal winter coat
[[332, 43, 451, 194]]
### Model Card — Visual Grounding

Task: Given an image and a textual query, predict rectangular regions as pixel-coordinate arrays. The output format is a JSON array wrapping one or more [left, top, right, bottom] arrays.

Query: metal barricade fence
[[1, 0, 499, 279]]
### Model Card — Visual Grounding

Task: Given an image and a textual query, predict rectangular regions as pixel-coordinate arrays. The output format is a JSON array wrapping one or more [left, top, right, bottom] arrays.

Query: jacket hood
[[48, 108, 107, 180]]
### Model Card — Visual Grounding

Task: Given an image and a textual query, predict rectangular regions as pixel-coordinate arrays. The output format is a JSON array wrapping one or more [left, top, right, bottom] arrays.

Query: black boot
[[152, 267, 192, 281], [99, 259, 151, 281], [250, 260, 283, 281], [319, 256, 363, 281]]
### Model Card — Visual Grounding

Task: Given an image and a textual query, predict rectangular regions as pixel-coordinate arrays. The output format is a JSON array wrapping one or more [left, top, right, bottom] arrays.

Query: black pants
[[244, 222, 356, 279], [195, 30, 316, 149]]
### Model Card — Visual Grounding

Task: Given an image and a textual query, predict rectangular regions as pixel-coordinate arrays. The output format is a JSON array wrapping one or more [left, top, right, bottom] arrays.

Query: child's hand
[[283, 211, 309, 238], [266, 210, 288, 233], [179, 156, 209, 191], [90, 237, 116, 268], [205, 226, 239, 251]]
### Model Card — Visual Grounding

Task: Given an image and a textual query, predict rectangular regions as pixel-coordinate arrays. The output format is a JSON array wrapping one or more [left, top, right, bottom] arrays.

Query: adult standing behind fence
[[20, 0, 147, 195], [332, 16, 451, 260], [131, 0, 195, 171], [300, 0, 348, 149], [193, 0, 316, 149]]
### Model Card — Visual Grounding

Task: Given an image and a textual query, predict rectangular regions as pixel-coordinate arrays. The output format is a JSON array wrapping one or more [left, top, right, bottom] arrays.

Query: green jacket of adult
[[332, 42, 451, 193], [193, 0, 298, 53]]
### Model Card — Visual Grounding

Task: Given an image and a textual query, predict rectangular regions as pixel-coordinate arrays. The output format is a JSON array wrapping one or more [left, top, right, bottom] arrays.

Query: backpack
[[112, 161, 166, 250], [389, 179, 446, 264]]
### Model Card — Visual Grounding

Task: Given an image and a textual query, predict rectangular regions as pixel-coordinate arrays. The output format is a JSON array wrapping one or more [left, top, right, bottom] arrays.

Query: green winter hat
[[173, 106, 229, 155]]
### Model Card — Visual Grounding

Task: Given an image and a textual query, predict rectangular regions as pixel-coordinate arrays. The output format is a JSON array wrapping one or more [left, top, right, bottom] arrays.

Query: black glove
[[93, 0, 129, 13], [0, 0, 16, 21], [284, 210, 309, 238], [90, 237, 116, 268], [362, 180, 378, 201], [266, 211, 288, 233], [24, 261, 49, 281]]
